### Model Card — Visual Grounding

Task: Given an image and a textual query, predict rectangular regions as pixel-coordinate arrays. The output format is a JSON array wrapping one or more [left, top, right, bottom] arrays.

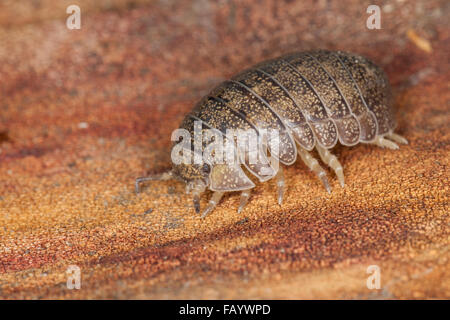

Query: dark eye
[[202, 163, 211, 174]]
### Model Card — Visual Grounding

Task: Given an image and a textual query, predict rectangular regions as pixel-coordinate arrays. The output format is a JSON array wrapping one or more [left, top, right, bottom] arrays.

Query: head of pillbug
[[136, 158, 256, 214], [172, 162, 211, 213]]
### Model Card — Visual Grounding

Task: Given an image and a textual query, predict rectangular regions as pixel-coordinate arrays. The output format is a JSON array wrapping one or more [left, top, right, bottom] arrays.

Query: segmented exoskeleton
[[136, 50, 407, 217]]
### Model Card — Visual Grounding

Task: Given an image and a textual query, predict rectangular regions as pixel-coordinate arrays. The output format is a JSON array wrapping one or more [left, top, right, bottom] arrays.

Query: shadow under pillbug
[[136, 50, 407, 217]]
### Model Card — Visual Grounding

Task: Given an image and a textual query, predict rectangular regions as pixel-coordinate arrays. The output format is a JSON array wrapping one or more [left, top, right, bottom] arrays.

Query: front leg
[[201, 192, 225, 218]]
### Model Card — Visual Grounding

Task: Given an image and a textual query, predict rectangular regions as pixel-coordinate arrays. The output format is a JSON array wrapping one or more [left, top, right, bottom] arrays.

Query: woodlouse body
[[136, 50, 407, 217]]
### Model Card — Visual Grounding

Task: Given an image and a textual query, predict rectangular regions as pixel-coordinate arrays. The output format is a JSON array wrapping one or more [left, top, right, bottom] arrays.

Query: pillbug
[[136, 50, 407, 217]]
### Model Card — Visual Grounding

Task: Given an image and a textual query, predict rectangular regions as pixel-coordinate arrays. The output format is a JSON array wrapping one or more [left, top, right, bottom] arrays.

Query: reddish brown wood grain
[[0, 0, 448, 299]]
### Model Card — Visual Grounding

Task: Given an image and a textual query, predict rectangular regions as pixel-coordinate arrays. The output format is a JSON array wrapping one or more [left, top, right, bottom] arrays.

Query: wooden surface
[[0, 0, 448, 299]]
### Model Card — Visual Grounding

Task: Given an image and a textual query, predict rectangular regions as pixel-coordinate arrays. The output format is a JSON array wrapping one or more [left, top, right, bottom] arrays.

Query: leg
[[386, 132, 408, 145], [201, 191, 225, 218], [193, 195, 200, 213], [316, 145, 345, 187], [276, 166, 286, 205], [190, 180, 207, 214], [237, 189, 252, 214], [297, 148, 331, 193], [371, 135, 399, 150]]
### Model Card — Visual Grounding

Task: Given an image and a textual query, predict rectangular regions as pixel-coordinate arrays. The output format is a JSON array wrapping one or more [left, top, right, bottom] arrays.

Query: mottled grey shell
[[178, 50, 396, 191]]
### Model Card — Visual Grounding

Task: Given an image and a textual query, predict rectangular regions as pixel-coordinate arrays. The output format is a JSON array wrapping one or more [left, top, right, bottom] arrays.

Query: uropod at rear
[[136, 50, 408, 217]]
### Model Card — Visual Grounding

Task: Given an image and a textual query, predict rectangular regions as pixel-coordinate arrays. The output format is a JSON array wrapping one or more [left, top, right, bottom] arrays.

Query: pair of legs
[[202, 132, 407, 217]]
